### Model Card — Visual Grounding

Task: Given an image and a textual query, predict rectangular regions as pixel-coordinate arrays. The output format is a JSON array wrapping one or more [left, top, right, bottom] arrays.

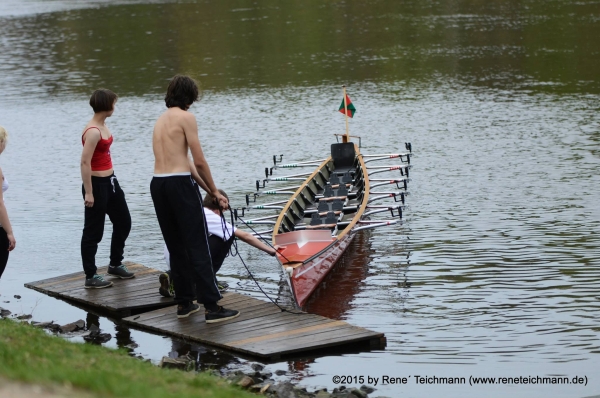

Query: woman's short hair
[[165, 75, 200, 110], [203, 189, 229, 210], [89, 89, 118, 113], [0, 126, 8, 144]]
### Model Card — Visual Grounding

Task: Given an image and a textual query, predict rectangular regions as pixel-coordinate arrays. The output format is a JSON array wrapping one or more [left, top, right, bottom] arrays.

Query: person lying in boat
[[159, 189, 277, 300]]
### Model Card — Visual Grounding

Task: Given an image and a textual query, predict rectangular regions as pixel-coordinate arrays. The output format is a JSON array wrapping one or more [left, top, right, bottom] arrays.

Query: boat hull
[[284, 232, 355, 308]]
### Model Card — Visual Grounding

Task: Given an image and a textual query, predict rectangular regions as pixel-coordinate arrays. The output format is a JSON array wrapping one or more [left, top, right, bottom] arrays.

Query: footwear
[[177, 302, 201, 319], [107, 264, 135, 279], [205, 306, 240, 324], [159, 272, 174, 298], [84, 274, 113, 289], [216, 279, 229, 293]]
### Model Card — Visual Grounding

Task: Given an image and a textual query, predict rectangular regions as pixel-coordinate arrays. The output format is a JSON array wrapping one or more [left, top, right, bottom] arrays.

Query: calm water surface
[[1, 1, 599, 397]]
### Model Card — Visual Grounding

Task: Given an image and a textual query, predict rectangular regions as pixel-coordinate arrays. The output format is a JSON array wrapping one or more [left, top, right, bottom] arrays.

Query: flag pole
[[342, 85, 349, 143]]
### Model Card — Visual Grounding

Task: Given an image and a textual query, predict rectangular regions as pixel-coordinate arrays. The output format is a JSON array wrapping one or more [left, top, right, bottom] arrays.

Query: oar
[[362, 152, 412, 158], [368, 191, 408, 204], [256, 190, 297, 196], [294, 219, 400, 230], [367, 164, 411, 170], [353, 220, 400, 232], [257, 169, 312, 187], [364, 205, 403, 218], [275, 161, 326, 169], [251, 229, 274, 237], [248, 204, 285, 210], [368, 165, 411, 177], [245, 195, 288, 207], [362, 153, 411, 164], [274, 155, 326, 166], [303, 206, 357, 215], [369, 178, 409, 190], [255, 183, 300, 194], [264, 169, 311, 180], [303, 203, 404, 215], [235, 214, 279, 226], [240, 220, 277, 225]]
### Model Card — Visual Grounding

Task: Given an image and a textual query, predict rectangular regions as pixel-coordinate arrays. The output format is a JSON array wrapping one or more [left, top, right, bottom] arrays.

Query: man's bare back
[[152, 105, 227, 208], [153, 107, 198, 174]]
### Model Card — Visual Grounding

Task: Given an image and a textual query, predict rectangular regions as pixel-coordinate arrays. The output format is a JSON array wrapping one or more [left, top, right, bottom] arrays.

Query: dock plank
[[26, 264, 385, 359], [25, 262, 174, 315], [123, 287, 385, 359]]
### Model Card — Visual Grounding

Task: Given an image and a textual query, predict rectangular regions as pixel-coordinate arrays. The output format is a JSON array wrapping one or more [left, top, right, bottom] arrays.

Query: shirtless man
[[150, 75, 239, 322]]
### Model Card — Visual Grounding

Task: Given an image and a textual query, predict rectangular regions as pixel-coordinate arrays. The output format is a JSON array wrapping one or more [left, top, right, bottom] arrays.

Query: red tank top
[[82, 127, 113, 171]]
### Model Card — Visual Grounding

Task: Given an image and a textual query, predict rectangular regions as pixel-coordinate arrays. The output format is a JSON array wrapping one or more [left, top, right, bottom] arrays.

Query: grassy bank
[[0, 319, 254, 398]]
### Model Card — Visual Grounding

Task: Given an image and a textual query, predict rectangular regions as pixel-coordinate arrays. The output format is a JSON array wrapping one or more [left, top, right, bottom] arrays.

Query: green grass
[[0, 319, 255, 398]]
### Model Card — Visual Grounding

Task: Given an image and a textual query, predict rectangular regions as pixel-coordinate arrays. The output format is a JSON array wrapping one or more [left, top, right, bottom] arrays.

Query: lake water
[[1, 1, 599, 397]]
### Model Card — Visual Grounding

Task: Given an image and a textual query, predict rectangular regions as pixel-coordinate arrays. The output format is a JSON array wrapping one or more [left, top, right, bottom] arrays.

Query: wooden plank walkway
[[24, 262, 173, 317], [25, 263, 386, 359], [122, 292, 386, 360]]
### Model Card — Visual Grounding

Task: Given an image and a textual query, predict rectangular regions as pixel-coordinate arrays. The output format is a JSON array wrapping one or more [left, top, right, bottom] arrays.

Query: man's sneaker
[[159, 272, 174, 298], [107, 264, 135, 279], [205, 306, 240, 324], [177, 302, 201, 319], [84, 274, 113, 289], [216, 279, 229, 293]]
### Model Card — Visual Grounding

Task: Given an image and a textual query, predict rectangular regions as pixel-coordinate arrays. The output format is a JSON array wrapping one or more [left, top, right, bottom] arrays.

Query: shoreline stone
[[59, 320, 85, 334], [16, 313, 375, 398]]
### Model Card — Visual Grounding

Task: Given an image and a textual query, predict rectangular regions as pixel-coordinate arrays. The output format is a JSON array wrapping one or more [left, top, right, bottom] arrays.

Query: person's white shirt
[[164, 208, 235, 267]]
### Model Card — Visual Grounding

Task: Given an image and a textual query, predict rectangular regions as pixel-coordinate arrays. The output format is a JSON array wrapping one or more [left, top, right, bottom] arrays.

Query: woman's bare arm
[[234, 229, 276, 256], [80, 129, 101, 207], [0, 168, 15, 250]]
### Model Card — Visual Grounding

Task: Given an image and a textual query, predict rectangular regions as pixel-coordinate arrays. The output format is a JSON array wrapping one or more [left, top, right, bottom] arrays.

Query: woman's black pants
[[81, 175, 131, 279]]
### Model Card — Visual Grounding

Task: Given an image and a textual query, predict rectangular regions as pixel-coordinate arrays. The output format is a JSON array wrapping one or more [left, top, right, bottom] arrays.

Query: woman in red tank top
[[80, 89, 134, 288]]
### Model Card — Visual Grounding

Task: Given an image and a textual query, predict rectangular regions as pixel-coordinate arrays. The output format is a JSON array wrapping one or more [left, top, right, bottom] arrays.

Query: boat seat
[[336, 184, 348, 197], [324, 211, 337, 224], [331, 143, 356, 169], [341, 171, 353, 184], [331, 199, 344, 212], [318, 200, 330, 212], [329, 173, 340, 185], [310, 213, 322, 226], [323, 184, 334, 198]]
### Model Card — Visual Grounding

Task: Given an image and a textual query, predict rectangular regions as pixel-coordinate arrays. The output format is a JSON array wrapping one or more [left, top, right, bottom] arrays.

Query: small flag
[[338, 94, 356, 118]]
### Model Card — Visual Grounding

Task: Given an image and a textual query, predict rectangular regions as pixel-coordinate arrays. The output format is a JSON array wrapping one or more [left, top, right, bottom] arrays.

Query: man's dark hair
[[203, 189, 229, 210], [89, 89, 117, 113], [165, 75, 200, 110]]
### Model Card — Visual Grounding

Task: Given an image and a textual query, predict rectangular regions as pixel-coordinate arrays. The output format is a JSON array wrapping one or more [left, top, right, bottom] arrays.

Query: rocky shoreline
[[1, 307, 385, 398]]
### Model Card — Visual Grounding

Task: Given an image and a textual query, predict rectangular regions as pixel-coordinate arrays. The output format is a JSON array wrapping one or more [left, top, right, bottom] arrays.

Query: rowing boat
[[271, 140, 411, 307], [236, 89, 412, 308], [239, 142, 411, 309]]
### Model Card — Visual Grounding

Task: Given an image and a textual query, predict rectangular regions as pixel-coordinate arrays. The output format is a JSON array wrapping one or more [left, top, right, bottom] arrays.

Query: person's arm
[[234, 229, 276, 256], [0, 168, 15, 251], [80, 129, 101, 207], [183, 113, 228, 209], [189, 158, 211, 193]]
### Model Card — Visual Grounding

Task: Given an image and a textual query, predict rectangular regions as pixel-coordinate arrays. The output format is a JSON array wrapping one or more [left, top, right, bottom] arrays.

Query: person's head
[[203, 189, 229, 211], [89, 89, 118, 115], [165, 75, 200, 110], [0, 126, 7, 155]]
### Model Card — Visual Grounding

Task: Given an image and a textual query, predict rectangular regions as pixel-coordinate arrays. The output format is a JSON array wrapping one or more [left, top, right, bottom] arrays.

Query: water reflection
[[1, 0, 599, 99], [169, 339, 240, 372], [306, 230, 380, 320]]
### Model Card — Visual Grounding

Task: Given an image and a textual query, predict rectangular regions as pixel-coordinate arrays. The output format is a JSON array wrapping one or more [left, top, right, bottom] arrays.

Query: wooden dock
[[122, 292, 385, 360], [24, 262, 174, 317], [25, 263, 386, 359]]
